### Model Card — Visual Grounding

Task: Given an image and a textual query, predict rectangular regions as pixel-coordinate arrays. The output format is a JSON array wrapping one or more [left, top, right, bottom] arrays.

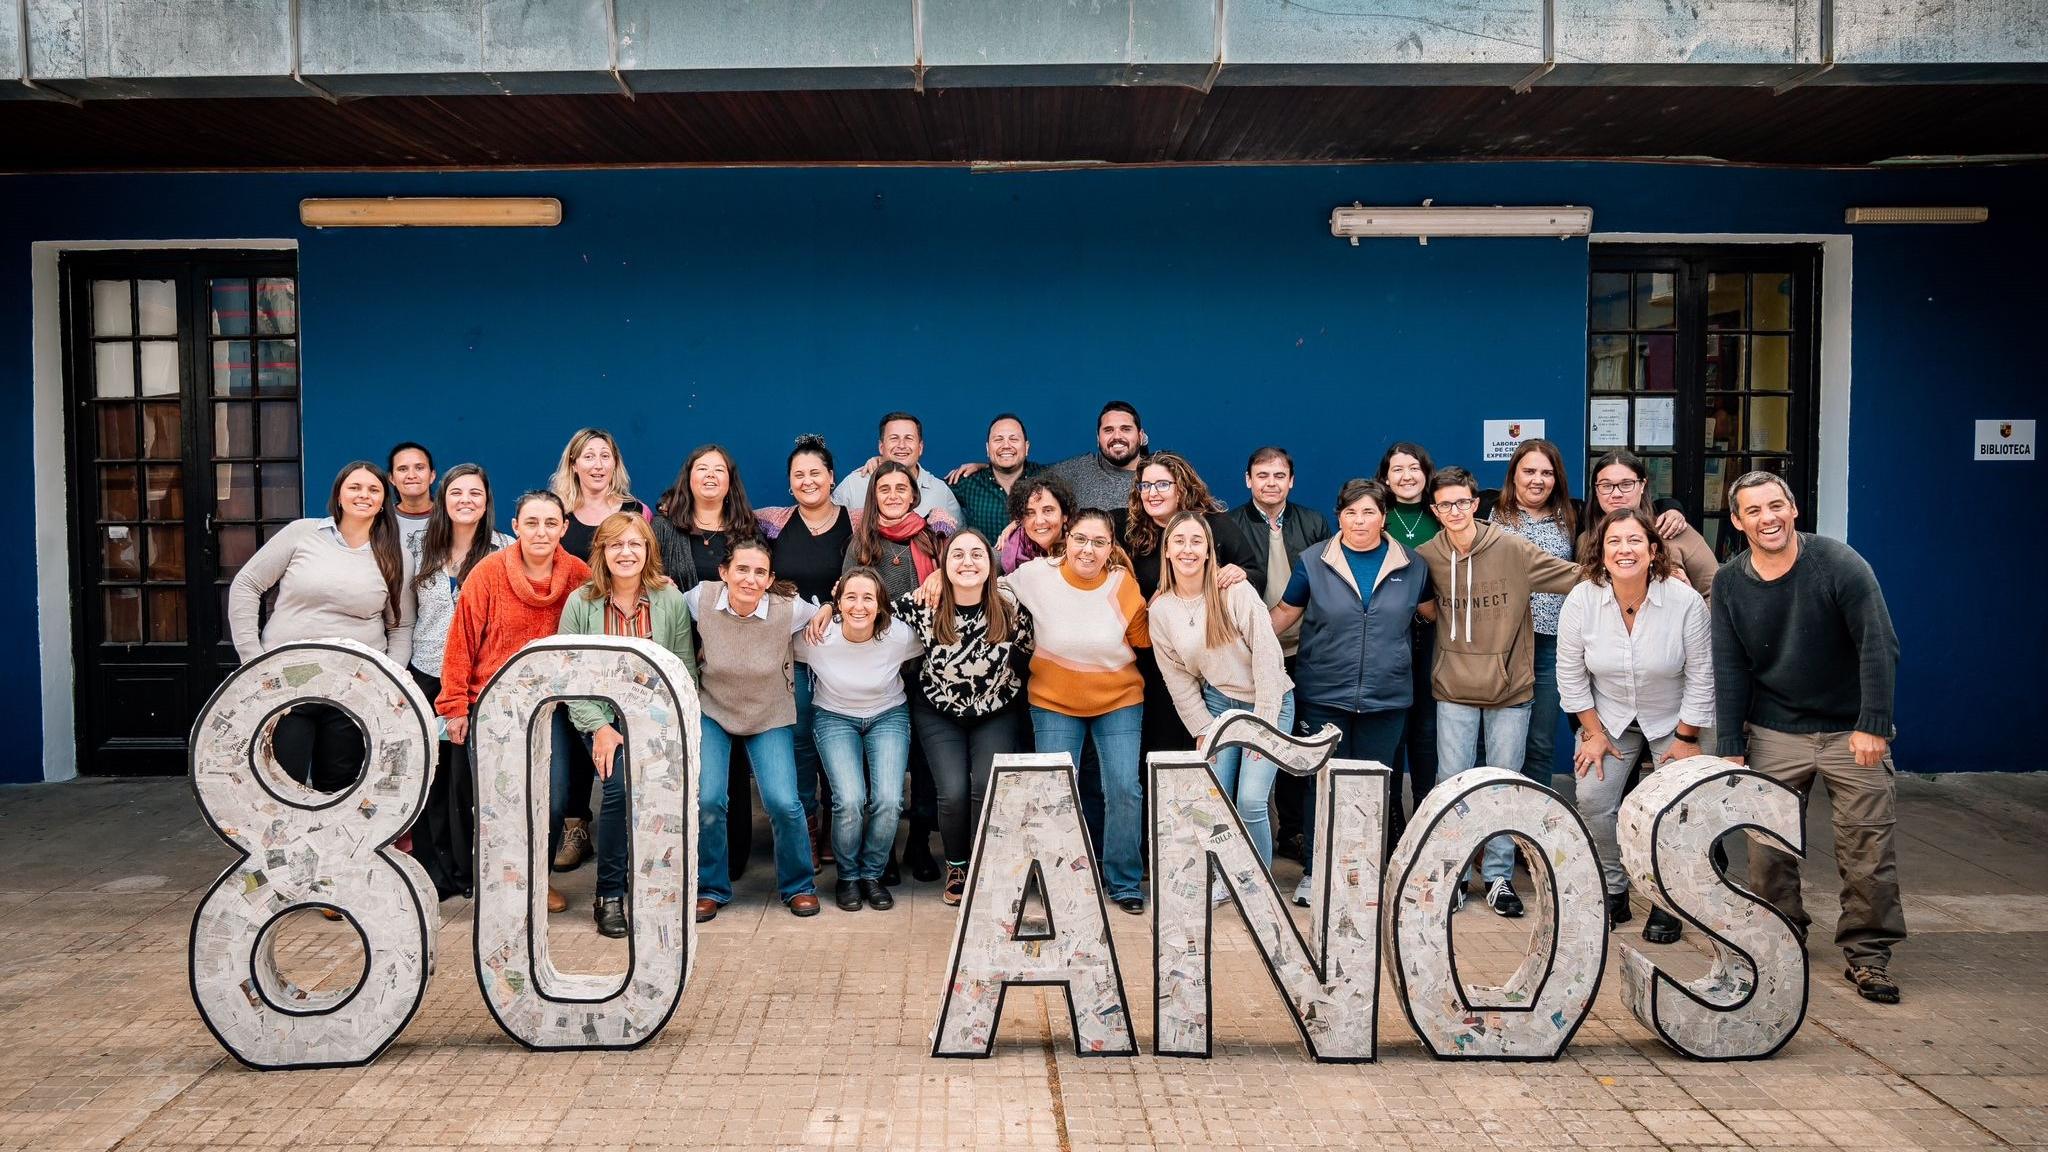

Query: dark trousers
[[910, 695, 1024, 865], [1296, 702, 1406, 872], [272, 702, 363, 794], [406, 669, 473, 899], [1390, 626, 1440, 848]]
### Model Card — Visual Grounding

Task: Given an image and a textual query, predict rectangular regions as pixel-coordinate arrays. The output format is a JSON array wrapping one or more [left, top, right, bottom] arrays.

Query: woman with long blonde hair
[[556, 511, 699, 938], [1146, 511, 1295, 869]]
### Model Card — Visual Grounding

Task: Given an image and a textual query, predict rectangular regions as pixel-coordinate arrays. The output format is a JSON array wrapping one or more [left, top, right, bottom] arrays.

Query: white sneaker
[[1292, 873, 1313, 908]]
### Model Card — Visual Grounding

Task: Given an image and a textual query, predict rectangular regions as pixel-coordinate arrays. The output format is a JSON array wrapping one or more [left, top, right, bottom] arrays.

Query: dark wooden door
[[63, 252, 304, 775], [1586, 245, 1821, 558]]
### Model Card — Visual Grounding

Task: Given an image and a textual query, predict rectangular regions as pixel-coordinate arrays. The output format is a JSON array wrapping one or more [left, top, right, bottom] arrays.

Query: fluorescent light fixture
[[1330, 201, 1592, 245], [1844, 206, 1988, 225], [300, 197, 563, 228]]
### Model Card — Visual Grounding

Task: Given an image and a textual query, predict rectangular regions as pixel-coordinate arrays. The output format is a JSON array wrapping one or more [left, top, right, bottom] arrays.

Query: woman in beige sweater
[[1146, 511, 1295, 868]]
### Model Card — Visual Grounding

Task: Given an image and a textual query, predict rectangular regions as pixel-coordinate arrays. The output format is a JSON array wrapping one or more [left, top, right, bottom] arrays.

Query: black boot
[[1642, 907, 1683, 944], [858, 879, 895, 910], [1606, 890, 1633, 926], [904, 833, 940, 883], [834, 879, 862, 912], [592, 896, 628, 939]]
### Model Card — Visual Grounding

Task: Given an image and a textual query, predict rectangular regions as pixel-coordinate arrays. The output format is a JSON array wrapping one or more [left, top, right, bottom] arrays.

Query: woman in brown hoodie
[[1414, 467, 1580, 919], [435, 489, 592, 914]]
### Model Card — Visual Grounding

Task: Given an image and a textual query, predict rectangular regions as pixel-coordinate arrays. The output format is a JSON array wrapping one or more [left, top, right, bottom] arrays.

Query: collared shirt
[[1556, 576, 1715, 742], [682, 583, 817, 633], [832, 465, 964, 527], [951, 459, 1045, 541], [600, 591, 653, 639]]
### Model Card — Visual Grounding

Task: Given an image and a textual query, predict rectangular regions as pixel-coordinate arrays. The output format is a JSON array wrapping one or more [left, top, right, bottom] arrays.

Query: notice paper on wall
[[1634, 398, 1675, 448], [1975, 419, 2035, 461], [1483, 419, 1545, 462], [1588, 398, 1629, 448]]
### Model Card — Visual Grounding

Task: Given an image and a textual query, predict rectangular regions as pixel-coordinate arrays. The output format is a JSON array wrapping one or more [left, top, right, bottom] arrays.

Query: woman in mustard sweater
[[1002, 507, 1151, 914]]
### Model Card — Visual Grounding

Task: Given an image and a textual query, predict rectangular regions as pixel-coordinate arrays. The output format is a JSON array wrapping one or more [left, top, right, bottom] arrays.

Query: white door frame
[[31, 239, 298, 782], [1587, 233, 1852, 542]]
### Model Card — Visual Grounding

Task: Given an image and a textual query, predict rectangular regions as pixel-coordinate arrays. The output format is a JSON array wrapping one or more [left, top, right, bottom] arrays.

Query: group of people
[[226, 399, 1909, 1004]]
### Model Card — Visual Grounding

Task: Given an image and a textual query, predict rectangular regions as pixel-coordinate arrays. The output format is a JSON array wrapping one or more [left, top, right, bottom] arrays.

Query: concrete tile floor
[[0, 771, 2042, 1151]]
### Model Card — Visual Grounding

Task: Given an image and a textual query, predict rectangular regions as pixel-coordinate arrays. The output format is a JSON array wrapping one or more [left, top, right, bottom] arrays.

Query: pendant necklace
[[1390, 506, 1426, 542]]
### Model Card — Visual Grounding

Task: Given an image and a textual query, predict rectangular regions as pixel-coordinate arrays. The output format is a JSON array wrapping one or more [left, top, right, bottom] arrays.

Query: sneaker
[[552, 818, 591, 871], [1292, 873, 1313, 908], [1484, 878, 1525, 918], [1845, 965, 1900, 1004], [1211, 876, 1231, 906], [942, 865, 968, 906]]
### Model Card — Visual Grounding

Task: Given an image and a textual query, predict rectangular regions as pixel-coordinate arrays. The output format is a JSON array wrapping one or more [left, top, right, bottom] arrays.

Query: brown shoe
[[695, 899, 720, 923], [546, 886, 568, 914], [943, 865, 968, 906], [552, 818, 591, 871], [787, 893, 821, 918]]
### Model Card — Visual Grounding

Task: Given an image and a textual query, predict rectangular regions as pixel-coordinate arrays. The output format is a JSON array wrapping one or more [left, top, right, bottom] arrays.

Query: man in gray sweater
[[1711, 471, 1905, 1004]]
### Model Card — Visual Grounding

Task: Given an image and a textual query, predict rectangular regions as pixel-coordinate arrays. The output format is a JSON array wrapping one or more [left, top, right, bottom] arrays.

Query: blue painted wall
[[2, 162, 2043, 781]]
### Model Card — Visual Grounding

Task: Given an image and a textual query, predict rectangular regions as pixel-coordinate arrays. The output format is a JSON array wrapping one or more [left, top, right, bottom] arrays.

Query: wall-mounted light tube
[[1844, 206, 1988, 225], [300, 197, 563, 228], [1330, 202, 1592, 245]]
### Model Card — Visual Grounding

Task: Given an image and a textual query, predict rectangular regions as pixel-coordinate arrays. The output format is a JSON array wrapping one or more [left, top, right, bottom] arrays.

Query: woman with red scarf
[[841, 461, 949, 880]]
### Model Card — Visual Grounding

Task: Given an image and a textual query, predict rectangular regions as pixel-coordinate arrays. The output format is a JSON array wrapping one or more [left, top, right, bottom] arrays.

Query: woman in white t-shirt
[[797, 566, 924, 912]]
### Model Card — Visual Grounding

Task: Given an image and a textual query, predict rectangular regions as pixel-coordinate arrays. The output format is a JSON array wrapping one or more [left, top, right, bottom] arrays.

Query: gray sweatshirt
[[228, 517, 416, 667]]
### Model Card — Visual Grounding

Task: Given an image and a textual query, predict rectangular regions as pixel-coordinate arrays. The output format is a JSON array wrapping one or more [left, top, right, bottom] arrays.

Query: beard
[[1100, 439, 1140, 467]]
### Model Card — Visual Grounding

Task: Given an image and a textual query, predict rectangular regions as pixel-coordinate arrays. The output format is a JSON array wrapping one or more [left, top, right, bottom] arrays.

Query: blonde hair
[[551, 428, 635, 512], [1152, 510, 1241, 650], [582, 511, 671, 601]]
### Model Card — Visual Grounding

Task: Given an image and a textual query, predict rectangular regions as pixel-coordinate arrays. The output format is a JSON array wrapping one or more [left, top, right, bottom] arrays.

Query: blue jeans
[[1435, 700, 1535, 882], [698, 717, 815, 905], [793, 663, 823, 820], [585, 735, 632, 900], [812, 705, 912, 882], [1029, 704, 1145, 902], [1524, 633, 1561, 786], [1200, 685, 1295, 867], [1295, 701, 1405, 872]]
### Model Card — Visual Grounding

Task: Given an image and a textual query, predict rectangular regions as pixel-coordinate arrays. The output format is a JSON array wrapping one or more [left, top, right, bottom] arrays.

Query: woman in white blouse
[[1557, 505, 1714, 945]]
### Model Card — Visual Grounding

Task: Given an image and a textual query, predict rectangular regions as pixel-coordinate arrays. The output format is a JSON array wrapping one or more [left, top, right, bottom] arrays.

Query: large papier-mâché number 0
[[187, 639, 439, 1070]]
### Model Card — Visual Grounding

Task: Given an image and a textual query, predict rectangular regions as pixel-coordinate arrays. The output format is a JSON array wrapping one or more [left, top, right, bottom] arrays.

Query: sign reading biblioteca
[[1974, 419, 2035, 461], [190, 639, 1811, 1073]]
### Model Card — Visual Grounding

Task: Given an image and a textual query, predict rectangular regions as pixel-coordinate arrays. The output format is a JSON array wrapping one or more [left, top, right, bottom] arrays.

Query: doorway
[[62, 251, 304, 775], [1586, 245, 1821, 557]]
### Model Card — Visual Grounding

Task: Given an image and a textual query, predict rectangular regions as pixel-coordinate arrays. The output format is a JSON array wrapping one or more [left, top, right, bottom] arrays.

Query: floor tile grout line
[[101, 1052, 227, 1152], [1036, 993, 1071, 1152], [1803, 1013, 2016, 1148]]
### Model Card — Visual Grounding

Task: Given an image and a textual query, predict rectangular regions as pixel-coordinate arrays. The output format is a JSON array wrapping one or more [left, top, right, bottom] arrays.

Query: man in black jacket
[[1227, 446, 1329, 887], [1228, 446, 1330, 659]]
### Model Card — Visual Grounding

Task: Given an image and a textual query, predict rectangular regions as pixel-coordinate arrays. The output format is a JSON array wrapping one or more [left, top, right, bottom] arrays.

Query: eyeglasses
[[1067, 534, 1113, 551], [1432, 498, 1478, 514], [1135, 479, 1176, 494], [1595, 479, 1644, 496]]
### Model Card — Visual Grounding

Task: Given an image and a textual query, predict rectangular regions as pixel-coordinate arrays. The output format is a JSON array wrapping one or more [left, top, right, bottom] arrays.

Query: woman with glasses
[[1118, 452, 1261, 759], [1150, 511, 1296, 870], [404, 463, 511, 900], [1558, 506, 1714, 944], [549, 428, 652, 872], [1003, 508, 1152, 913], [556, 511, 698, 938], [1489, 439, 1579, 800], [1585, 450, 1719, 601]]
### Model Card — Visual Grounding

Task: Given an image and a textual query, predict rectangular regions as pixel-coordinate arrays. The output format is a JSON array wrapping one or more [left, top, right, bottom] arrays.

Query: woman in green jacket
[[557, 511, 698, 939]]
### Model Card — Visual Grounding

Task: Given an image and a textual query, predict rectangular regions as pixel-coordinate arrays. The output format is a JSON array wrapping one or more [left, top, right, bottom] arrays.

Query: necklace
[[1389, 505, 1427, 542], [1171, 590, 1203, 627], [1617, 587, 1648, 618]]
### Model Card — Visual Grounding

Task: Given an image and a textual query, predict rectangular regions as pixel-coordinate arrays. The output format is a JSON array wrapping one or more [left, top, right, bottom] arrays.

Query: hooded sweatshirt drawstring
[[1446, 543, 1474, 642]]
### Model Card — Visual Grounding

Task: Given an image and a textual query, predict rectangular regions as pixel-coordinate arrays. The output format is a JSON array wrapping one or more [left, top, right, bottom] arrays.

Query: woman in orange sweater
[[436, 489, 592, 914]]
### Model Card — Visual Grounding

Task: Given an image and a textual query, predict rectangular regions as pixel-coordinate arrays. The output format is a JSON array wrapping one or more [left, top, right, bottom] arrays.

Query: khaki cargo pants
[[1744, 724, 1908, 970]]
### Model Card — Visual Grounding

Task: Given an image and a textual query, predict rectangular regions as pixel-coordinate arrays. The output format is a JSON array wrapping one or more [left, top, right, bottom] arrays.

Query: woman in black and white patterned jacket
[[893, 528, 1035, 905]]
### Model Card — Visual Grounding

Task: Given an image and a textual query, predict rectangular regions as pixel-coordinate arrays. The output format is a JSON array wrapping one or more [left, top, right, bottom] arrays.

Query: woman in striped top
[[557, 511, 698, 939], [1002, 507, 1151, 914]]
